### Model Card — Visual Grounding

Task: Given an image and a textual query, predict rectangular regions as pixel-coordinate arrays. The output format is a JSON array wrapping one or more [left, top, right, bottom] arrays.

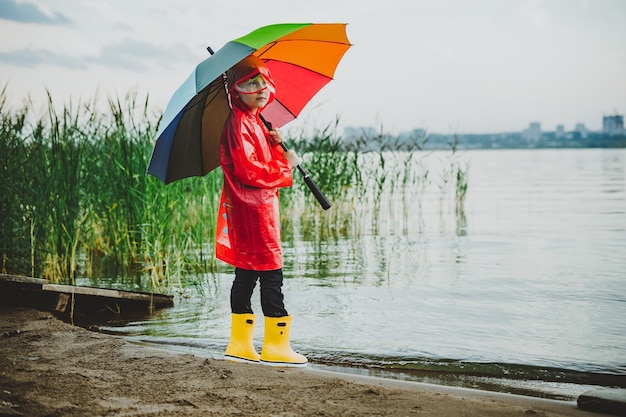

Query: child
[[216, 55, 307, 367]]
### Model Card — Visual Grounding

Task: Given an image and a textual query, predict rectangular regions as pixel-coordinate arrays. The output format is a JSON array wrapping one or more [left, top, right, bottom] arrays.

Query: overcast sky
[[1, 0, 625, 134]]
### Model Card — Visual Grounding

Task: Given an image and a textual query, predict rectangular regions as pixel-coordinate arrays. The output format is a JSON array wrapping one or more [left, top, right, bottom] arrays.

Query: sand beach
[[0, 307, 608, 417]]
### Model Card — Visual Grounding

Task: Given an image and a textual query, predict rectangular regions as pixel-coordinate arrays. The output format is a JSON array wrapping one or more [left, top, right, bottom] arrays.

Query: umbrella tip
[[207, 46, 214, 55]]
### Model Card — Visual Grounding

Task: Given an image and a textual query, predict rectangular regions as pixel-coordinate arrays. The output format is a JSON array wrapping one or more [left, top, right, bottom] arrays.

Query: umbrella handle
[[279, 143, 331, 210], [259, 114, 331, 210]]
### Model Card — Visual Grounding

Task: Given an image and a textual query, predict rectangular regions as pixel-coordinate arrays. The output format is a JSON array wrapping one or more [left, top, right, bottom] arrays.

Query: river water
[[92, 148, 626, 400]]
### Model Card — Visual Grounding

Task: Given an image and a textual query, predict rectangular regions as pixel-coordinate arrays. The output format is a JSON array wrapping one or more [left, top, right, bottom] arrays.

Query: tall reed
[[0, 86, 31, 275], [0, 89, 221, 291], [437, 135, 469, 218], [1, 88, 470, 292], [283, 118, 361, 242]]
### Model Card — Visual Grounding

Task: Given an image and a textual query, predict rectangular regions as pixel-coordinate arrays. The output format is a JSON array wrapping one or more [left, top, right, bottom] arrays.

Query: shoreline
[[0, 308, 603, 417], [130, 337, 591, 405], [124, 337, 602, 402], [0, 307, 606, 416], [129, 343, 604, 415]]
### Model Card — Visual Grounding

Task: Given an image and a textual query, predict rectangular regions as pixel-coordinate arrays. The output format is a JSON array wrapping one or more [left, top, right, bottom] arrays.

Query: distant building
[[575, 123, 589, 139], [603, 114, 624, 136], [555, 125, 565, 139], [411, 128, 425, 138], [343, 126, 391, 151], [522, 122, 542, 141], [343, 126, 378, 139]]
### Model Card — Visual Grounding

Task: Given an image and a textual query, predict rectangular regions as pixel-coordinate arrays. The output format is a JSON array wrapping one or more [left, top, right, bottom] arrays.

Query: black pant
[[230, 268, 288, 317]]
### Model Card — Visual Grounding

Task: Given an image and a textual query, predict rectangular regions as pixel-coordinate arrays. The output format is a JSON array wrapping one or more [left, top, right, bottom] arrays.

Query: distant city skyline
[[345, 112, 626, 137]]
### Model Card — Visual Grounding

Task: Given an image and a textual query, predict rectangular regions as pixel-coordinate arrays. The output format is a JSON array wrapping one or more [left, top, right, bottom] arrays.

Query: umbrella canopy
[[147, 23, 351, 185]]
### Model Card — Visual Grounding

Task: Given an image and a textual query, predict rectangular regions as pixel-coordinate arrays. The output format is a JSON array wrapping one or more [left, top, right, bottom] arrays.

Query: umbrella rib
[[261, 58, 335, 80], [256, 41, 278, 57], [256, 39, 351, 58]]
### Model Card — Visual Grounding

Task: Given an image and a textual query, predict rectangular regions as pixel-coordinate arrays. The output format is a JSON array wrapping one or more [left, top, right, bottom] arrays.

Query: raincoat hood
[[227, 55, 276, 112]]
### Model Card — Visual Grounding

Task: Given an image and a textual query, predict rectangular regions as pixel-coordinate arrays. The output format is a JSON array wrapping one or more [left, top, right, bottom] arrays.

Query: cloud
[[112, 22, 133, 32], [0, 40, 197, 71], [0, 48, 86, 68], [0, 0, 71, 25], [96, 39, 196, 71]]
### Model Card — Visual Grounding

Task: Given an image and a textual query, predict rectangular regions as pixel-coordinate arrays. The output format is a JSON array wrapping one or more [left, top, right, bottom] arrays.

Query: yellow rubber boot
[[225, 313, 260, 363], [260, 316, 308, 367]]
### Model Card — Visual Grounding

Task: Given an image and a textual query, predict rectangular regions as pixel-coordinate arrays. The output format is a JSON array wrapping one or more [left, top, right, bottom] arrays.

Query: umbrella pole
[[278, 142, 331, 210], [258, 115, 331, 210]]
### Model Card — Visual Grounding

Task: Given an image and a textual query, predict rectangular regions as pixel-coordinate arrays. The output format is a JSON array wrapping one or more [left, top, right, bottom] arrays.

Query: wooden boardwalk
[[0, 274, 174, 322]]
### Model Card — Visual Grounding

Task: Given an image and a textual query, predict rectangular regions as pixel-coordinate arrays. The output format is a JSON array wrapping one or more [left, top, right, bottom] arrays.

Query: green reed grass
[[282, 117, 361, 242], [1, 88, 469, 292], [437, 135, 469, 218], [0, 89, 221, 291], [0, 86, 31, 275], [282, 120, 468, 242]]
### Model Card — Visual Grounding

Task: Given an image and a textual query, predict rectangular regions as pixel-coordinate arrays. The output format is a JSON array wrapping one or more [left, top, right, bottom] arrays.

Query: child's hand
[[284, 150, 300, 168], [268, 128, 284, 145]]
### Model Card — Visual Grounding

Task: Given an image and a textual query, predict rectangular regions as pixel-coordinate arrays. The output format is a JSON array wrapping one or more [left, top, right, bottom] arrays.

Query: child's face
[[238, 89, 270, 112], [235, 74, 271, 112]]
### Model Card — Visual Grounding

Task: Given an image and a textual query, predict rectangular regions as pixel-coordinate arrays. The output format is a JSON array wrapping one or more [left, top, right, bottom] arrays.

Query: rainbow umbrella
[[147, 23, 351, 190]]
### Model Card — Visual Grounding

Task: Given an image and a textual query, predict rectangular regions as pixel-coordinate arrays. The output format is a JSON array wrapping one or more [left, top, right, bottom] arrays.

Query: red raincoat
[[215, 56, 293, 271]]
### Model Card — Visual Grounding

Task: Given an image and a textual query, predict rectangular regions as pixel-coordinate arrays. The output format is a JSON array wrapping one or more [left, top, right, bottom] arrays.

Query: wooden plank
[[0, 274, 48, 286], [0, 274, 174, 324], [0, 277, 69, 314], [1, 274, 174, 319], [42, 284, 174, 307]]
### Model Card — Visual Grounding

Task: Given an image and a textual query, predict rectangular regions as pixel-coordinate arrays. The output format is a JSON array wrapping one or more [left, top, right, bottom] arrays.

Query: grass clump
[[1, 88, 469, 291], [0, 88, 220, 292]]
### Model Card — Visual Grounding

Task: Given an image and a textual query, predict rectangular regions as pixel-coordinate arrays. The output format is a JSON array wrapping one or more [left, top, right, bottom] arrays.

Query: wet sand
[[0, 307, 604, 417]]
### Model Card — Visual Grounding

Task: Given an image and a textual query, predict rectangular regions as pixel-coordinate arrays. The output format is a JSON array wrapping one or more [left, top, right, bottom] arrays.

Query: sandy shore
[[0, 307, 604, 417]]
